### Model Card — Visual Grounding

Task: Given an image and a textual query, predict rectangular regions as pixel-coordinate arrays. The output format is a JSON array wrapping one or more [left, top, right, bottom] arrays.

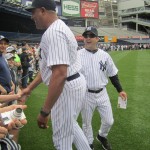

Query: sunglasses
[[83, 34, 97, 38]]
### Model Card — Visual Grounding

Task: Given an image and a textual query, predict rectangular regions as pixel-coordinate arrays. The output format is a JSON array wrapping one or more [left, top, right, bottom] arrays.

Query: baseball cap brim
[[82, 31, 97, 36], [25, 6, 36, 12], [25, 0, 56, 12]]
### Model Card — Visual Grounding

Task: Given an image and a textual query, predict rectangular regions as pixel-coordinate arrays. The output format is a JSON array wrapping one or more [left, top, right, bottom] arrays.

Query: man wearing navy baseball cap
[[79, 26, 127, 150], [82, 26, 98, 37], [25, 0, 56, 12], [24, 0, 91, 150]]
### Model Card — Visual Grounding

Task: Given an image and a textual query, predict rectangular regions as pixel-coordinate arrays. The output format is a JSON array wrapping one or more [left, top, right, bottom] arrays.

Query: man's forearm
[[43, 74, 66, 112], [0, 94, 21, 103], [109, 74, 123, 92], [42, 65, 67, 113], [28, 72, 42, 91]]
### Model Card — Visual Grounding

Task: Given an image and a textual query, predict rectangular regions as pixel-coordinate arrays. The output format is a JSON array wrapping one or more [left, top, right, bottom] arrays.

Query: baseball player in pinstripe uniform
[[78, 27, 127, 150], [24, 0, 91, 150]]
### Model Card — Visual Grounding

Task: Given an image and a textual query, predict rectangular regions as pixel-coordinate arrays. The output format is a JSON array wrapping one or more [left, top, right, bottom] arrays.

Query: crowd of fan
[[0, 35, 39, 149], [6, 42, 40, 89], [78, 43, 150, 51]]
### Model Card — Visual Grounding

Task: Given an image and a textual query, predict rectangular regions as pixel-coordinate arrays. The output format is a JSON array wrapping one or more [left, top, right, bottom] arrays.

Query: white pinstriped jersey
[[78, 48, 118, 90], [39, 19, 81, 85]]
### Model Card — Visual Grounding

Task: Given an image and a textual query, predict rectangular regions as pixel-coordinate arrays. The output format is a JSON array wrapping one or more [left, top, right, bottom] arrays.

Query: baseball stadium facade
[[0, 0, 150, 43], [118, 0, 150, 35]]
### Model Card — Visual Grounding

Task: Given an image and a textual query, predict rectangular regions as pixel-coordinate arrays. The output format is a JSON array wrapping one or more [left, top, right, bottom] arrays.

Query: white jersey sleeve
[[106, 53, 118, 77], [46, 29, 70, 67], [39, 19, 81, 85]]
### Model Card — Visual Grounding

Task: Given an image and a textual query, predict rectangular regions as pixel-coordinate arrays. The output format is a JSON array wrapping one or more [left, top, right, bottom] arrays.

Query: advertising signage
[[62, 0, 80, 17], [80, 1, 99, 18], [68, 19, 85, 27]]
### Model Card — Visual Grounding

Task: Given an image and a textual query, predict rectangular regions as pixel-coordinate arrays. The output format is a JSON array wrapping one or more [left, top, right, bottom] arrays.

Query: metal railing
[[119, 6, 150, 16], [121, 17, 150, 27]]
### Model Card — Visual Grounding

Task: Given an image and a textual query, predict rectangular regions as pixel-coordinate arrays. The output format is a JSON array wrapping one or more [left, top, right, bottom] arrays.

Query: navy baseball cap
[[82, 26, 98, 37], [0, 35, 9, 43], [25, 0, 56, 12]]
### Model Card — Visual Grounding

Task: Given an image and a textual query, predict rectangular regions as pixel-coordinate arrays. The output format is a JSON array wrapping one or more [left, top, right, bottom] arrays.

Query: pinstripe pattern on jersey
[[51, 74, 91, 150], [39, 19, 81, 85], [79, 48, 117, 145], [81, 88, 114, 144], [78, 48, 118, 90], [38, 19, 90, 150]]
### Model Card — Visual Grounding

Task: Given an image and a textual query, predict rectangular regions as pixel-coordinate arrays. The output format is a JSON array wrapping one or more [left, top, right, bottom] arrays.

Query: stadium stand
[[69, 26, 147, 37], [0, 0, 149, 44], [118, 0, 150, 35], [0, 31, 42, 42]]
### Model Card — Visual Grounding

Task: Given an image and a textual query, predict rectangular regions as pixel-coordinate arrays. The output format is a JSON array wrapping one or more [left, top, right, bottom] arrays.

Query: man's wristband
[[40, 108, 50, 117]]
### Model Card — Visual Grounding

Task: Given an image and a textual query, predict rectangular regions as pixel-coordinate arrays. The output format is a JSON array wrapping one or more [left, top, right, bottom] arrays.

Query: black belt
[[88, 88, 103, 93], [67, 73, 80, 81]]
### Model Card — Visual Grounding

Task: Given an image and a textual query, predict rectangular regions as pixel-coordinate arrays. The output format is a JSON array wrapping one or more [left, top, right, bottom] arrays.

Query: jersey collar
[[85, 48, 98, 54]]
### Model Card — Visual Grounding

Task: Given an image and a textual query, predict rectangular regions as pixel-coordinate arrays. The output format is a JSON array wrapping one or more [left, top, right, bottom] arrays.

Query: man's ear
[[40, 7, 47, 13]]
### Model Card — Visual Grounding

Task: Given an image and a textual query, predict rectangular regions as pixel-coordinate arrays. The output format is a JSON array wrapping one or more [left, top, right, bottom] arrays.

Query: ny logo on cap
[[86, 27, 92, 31]]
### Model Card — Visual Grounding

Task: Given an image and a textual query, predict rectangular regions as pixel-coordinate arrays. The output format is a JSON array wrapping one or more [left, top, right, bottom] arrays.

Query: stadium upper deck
[[69, 26, 147, 37], [118, 0, 150, 35]]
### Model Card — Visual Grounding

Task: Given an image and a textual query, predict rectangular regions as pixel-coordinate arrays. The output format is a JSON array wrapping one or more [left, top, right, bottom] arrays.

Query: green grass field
[[19, 50, 150, 150]]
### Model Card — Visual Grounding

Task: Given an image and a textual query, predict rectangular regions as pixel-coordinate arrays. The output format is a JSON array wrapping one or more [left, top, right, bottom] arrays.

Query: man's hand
[[18, 95, 28, 104], [0, 105, 27, 131], [119, 91, 127, 100], [18, 87, 31, 104], [0, 126, 8, 139], [7, 118, 27, 130], [22, 87, 31, 96], [37, 114, 49, 129]]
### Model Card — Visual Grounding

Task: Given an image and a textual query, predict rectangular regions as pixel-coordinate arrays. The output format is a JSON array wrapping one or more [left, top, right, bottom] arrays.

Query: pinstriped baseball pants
[[51, 74, 91, 150], [81, 88, 114, 145]]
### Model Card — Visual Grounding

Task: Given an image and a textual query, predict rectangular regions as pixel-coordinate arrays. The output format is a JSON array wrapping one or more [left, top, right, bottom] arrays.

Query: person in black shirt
[[20, 48, 30, 88]]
